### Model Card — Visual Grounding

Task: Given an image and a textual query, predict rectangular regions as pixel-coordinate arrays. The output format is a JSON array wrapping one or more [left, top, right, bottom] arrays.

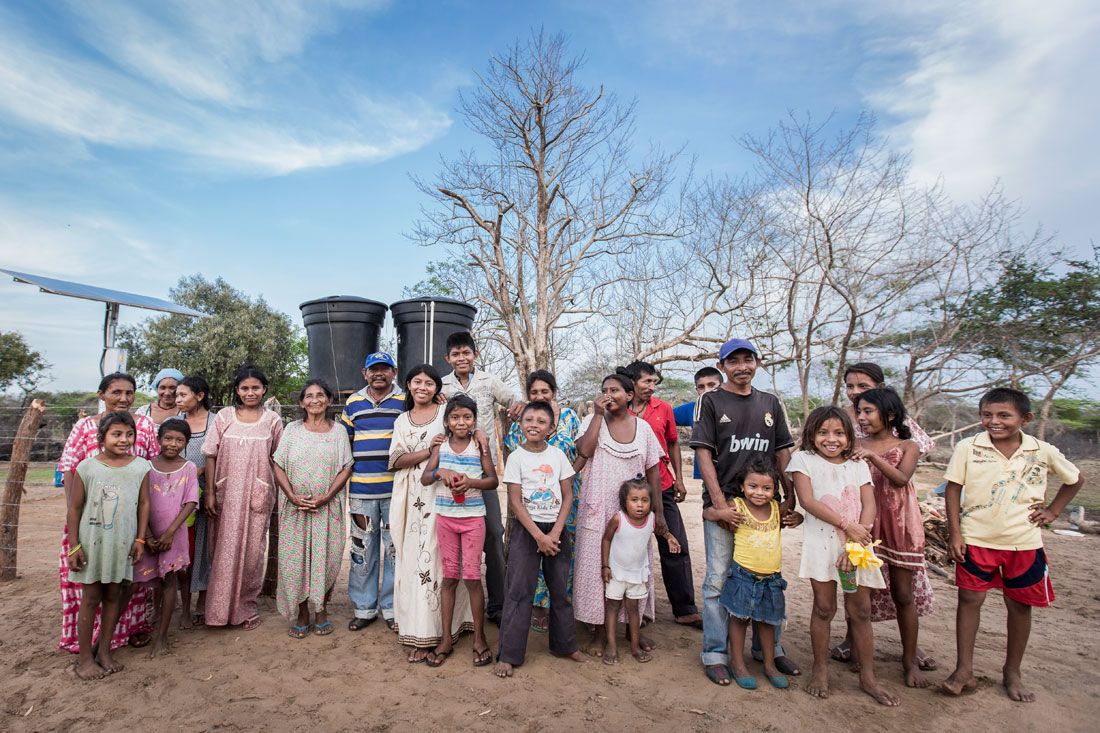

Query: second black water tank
[[300, 296, 388, 395], [390, 297, 477, 385]]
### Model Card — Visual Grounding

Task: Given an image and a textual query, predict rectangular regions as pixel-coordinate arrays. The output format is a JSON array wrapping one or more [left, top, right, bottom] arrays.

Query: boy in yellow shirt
[[940, 387, 1083, 703]]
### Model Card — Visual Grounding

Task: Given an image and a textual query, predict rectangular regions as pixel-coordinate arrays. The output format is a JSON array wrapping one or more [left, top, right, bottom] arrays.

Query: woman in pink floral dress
[[573, 372, 665, 657], [202, 367, 283, 630], [57, 373, 159, 652]]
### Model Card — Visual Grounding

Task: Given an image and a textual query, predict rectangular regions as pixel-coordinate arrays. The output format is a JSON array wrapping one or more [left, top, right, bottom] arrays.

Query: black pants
[[656, 489, 698, 617], [483, 491, 506, 616], [497, 521, 577, 665]]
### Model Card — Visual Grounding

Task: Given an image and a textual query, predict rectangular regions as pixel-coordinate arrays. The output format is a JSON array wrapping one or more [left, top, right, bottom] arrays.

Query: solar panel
[[1, 269, 204, 317]]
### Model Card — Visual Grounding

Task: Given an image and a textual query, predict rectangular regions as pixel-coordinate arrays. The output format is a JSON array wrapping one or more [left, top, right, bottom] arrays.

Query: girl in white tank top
[[600, 479, 681, 664]]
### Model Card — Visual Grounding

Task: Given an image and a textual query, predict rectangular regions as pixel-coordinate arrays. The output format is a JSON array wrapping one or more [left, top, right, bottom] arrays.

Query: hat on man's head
[[718, 339, 759, 362], [364, 352, 396, 369]]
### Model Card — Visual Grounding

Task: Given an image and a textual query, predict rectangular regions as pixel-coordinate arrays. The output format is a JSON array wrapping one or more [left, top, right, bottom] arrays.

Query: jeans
[[483, 490, 506, 617], [702, 519, 786, 666], [348, 497, 394, 620]]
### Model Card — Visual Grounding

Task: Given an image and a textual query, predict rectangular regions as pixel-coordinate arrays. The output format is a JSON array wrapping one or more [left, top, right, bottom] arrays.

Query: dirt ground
[[2, 464, 1098, 732]]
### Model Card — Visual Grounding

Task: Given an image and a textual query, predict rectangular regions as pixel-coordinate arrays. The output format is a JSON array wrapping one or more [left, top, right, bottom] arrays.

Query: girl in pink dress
[[57, 373, 159, 652], [851, 387, 930, 688], [573, 372, 665, 658], [133, 419, 199, 656], [202, 367, 284, 630]]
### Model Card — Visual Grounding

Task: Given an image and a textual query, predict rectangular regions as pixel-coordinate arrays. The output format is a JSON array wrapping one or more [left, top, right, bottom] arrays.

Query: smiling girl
[[202, 366, 284, 631], [789, 406, 897, 707]]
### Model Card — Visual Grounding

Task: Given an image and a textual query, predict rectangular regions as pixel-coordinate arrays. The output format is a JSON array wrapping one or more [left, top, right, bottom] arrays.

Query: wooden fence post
[[1, 399, 46, 581]]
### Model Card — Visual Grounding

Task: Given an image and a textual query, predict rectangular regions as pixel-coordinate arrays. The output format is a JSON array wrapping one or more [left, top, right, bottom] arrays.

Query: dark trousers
[[497, 521, 577, 665], [483, 491, 506, 616], [656, 489, 698, 617]]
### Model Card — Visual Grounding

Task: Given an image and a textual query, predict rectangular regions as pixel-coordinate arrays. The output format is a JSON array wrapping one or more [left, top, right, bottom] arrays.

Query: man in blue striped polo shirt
[[341, 351, 404, 631]]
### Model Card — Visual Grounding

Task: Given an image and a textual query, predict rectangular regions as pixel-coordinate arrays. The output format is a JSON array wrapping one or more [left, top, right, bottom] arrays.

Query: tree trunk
[[1, 399, 46, 581]]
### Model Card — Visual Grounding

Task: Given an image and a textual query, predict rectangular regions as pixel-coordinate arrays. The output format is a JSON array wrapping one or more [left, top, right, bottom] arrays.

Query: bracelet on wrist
[[601, 564, 610, 569], [68, 543, 83, 556], [134, 538, 146, 544], [838, 517, 849, 531]]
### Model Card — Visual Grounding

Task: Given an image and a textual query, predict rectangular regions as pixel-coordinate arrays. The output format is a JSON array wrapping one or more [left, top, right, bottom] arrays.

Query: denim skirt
[[718, 563, 786, 627]]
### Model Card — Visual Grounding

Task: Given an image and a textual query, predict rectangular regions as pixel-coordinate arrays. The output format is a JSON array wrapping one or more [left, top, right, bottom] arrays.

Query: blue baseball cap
[[718, 339, 759, 361], [363, 352, 396, 369]]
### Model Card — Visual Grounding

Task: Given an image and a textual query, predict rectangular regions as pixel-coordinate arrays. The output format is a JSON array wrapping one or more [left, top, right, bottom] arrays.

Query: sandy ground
[[2, 465, 1099, 732]]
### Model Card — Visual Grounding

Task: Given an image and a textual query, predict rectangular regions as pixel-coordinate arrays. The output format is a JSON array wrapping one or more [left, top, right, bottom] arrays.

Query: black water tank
[[390, 297, 477, 384], [300, 296, 388, 395]]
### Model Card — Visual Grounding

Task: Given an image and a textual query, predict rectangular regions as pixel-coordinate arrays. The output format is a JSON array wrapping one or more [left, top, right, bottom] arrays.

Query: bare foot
[[494, 661, 513, 678], [75, 658, 106, 680], [552, 650, 589, 664], [179, 614, 193, 631], [147, 636, 171, 659], [408, 648, 429, 663], [632, 649, 653, 663], [586, 633, 606, 658], [603, 649, 619, 666], [805, 665, 829, 699], [939, 669, 978, 696], [639, 633, 655, 652], [95, 650, 124, 674], [904, 663, 931, 688], [860, 678, 900, 706], [1003, 669, 1035, 703]]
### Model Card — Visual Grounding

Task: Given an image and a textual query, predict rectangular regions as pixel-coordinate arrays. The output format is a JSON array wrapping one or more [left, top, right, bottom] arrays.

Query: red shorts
[[955, 545, 1054, 607]]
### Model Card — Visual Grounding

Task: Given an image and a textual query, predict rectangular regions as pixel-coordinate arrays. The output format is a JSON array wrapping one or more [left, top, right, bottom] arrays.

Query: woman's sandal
[[705, 664, 732, 686], [129, 632, 152, 648], [766, 674, 789, 689], [384, 618, 398, 631], [313, 622, 333, 636], [917, 652, 938, 671], [192, 613, 205, 627], [425, 648, 453, 667], [473, 647, 493, 667], [244, 616, 262, 631], [529, 615, 549, 633], [288, 625, 310, 639]]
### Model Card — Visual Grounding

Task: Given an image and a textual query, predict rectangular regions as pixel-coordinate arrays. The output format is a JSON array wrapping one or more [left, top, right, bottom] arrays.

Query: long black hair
[[854, 386, 911, 440], [232, 365, 269, 404], [403, 364, 443, 411], [178, 375, 213, 411]]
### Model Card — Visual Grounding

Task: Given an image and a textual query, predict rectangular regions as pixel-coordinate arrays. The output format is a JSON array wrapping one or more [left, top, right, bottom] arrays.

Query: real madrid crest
[[764, 412, 774, 427]]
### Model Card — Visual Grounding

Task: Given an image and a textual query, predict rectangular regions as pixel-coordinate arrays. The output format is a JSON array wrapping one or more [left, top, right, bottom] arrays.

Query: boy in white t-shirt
[[494, 401, 588, 678]]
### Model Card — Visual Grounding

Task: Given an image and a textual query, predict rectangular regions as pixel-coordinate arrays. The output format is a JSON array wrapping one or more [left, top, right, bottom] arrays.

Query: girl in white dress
[[788, 406, 898, 707]]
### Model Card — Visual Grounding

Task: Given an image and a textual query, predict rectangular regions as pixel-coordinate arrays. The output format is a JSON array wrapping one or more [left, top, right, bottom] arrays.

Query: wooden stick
[[0, 399, 46, 581]]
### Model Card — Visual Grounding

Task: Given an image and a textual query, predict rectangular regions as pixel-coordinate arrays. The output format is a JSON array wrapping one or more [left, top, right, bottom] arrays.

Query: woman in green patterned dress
[[273, 379, 353, 638]]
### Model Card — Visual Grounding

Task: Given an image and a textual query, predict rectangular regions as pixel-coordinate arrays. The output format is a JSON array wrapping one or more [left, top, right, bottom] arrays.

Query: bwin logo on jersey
[[728, 433, 770, 453]]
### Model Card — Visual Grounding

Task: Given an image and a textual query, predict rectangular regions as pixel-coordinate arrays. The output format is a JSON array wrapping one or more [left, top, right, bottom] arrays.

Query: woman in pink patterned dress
[[573, 372, 665, 658], [57, 372, 159, 652], [837, 362, 936, 670], [202, 367, 284, 630]]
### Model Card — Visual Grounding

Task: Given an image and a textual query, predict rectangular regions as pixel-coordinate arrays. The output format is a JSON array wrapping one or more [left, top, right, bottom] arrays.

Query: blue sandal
[[733, 675, 758, 690], [766, 674, 789, 689], [313, 622, 333, 636], [288, 625, 310, 639]]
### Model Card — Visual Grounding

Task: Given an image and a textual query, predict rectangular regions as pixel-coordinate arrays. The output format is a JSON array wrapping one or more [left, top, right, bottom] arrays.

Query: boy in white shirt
[[494, 401, 586, 677]]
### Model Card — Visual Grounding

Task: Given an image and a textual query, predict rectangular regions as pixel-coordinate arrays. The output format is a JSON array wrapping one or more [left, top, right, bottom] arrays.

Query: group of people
[[56, 333, 1085, 706]]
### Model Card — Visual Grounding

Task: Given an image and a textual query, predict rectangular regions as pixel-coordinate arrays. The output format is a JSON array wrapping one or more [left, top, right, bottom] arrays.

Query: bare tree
[[412, 32, 681, 382]]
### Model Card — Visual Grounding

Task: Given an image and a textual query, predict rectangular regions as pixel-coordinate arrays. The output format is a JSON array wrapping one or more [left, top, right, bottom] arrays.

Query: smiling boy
[[940, 387, 1083, 703]]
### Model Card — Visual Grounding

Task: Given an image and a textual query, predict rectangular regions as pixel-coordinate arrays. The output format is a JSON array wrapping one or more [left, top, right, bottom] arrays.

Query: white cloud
[[0, 0, 450, 175], [867, 0, 1100, 236]]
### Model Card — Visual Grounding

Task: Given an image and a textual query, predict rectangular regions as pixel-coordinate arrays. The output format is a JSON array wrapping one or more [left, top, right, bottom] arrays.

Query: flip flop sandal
[[705, 664, 732, 686], [288, 625, 311, 639], [529, 616, 549, 633], [313, 622, 333, 636], [193, 613, 206, 627], [830, 645, 851, 663], [425, 648, 453, 667], [766, 674, 790, 689], [473, 647, 493, 667], [348, 617, 374, 631], [244, 617, 262, 631], [408, 650, 429, 664], [917, 653, 938, 671], [384, 618, 398, 631]]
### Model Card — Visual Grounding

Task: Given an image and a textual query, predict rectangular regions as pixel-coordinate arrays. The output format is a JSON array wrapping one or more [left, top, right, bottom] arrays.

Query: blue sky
[[2, 0, 1097, 393]]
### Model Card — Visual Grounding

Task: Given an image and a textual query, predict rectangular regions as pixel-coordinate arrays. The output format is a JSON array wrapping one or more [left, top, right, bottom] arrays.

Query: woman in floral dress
[[572, 372, 665, 657], [273, 380, 352, 638], [389, 364, 473, 662], [57, 372, 158, 652]]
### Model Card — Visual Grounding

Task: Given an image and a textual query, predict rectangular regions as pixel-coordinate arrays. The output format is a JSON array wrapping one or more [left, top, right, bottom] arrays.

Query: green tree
[[0, 331, 51, 398], [118, 276, 304, 405]]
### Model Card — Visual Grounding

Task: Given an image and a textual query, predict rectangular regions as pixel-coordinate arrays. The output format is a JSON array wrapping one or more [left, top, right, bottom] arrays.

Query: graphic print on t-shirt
[[524, 464, 561, 514]]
